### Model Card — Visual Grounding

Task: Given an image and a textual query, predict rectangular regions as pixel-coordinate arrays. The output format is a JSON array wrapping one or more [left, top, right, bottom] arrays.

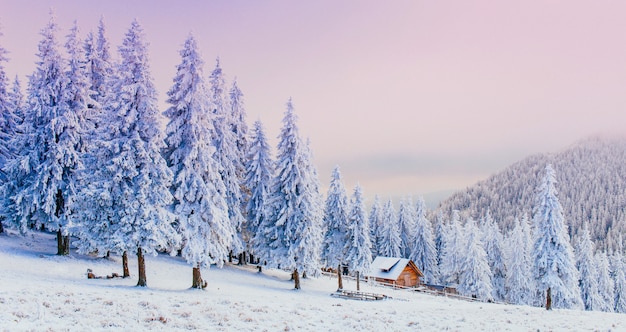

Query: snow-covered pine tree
[[344, 184, 372, 290], [594, 251, 615, 312], [368, 195, 383, 258], [439, 210, 463, 286], [3, 14, 83, 255], [409, 196, 438, 284], [480, 211, 507, 302], [321, 165, 349, 270], [575, 222, 602, 311], [433, 211, 446, 268], [8, 76, 24, 127], [458, 217, 493, 301], [378, 198, 401, 257], [74, 20, 179, 286], [0, 25, 16, 184], [246, 120, 274, 264], [611, 238, 626, 313], [207, 59, 244, 259], [163, 35, 234, 289], [532, 164, 582, 309], [83, 16, 114, 129], [259, 99, 323, 289], [504, 217, 534, 305], [397, 197, 416, 258]]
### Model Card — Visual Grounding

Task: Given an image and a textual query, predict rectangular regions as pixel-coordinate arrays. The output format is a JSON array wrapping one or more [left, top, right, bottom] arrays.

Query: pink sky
[[2, 0, 626, 205]]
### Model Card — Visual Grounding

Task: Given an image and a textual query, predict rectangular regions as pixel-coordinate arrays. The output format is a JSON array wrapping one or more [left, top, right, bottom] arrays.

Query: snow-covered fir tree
[[83, 16, 114, 128], [458, 217, 493, 301], [0, 25, 16, 183], [3, 13, 81, 255], [433, 211, 446, 268], [163, 35, 234, 289], [7, 76, 25, 127], [344, 184, 372, 290], [397, 197, 416, 258], [228, 79, 248, 182], [594, 251, 615, 312], [246, 120, 274, 263], [440, 210, 463, 286], [378, 198, 401, 257], [207, 59, 244, 258], [256, 99, 323, 289], [504, 217, 534, 305], [611, 239, 626, 313], [321, 165, 349, 269], [480, 211, 507, 302], [575, 222, 602, 311], [532, 164, 582, 309], [368, 195, 383, 258], [409, 196, 438, 284], [73, 20, 179, 286]]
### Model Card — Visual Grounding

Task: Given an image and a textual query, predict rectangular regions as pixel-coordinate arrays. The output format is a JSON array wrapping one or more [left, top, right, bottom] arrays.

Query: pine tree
[[397, 197, 416, 258], [74, 20, 179, 286], [440, 211, 463, 286], [344, 184, 372, 290], [378, 198, 401, 257], [409, 197, 438, 284], [480, 211, 507, 302], [4, 13, 81, 255], [458, 217, 493, 301], [83, 16, 114, 129], [321, 166, 349, 269], [368, 195, 383, 258], [258, 99, 323, 289], [207, 59, 244, 258], [8, 76, 24, 126], [0, 24, 15, 183], [532, 165, 582, 309], [575, 222, 602, 311], [163, 35, 233, 289], [504, 217, 534, 305], [594, 251, 615, 312], [433, 211, 446, 268], [611, 239, 626, 313], [246, 120, 274, 264]]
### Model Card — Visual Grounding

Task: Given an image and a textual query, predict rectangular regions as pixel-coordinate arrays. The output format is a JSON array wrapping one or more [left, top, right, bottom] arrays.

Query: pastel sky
[[2, 1, 626, 206]]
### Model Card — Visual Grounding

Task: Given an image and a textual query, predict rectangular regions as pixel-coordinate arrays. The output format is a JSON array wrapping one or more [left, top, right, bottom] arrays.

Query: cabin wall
[[396, 266, 420, 287]]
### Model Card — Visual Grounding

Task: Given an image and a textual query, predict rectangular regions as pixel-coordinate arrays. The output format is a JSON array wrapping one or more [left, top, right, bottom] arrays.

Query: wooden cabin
[[365, 257, 424, 288]]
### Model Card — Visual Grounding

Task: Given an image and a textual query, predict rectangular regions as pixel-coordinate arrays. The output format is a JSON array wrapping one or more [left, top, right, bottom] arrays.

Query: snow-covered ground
[[0, 231, 623, 331]]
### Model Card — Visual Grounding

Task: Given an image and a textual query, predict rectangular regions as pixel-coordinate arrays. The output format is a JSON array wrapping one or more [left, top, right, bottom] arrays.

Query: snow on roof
[[365, 256, 411, 280]]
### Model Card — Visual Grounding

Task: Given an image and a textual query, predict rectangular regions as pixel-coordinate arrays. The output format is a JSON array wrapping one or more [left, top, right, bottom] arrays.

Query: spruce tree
[[163, 35, 233, 289], [458, 217, 493, 301], [246, 120, 274, 264], [611, 239, 626, 313], [368, 195, 383, 258], [440, 211, 463, 286], [259, 99, 323, 289], [504, 218, 534, 305], [378, 198, 401, 257], [409, 197, 438, 284], [480, 211, 507, 302], [594, 251, 615, 312], [397, 197, 416, 258], [344, 184, 372, 290], [321, 165, 349, 270], [207, 59, 244, 258], [575, 222, 602, 311], [74, 20, 178, 286], [532, 165, 582, 309]]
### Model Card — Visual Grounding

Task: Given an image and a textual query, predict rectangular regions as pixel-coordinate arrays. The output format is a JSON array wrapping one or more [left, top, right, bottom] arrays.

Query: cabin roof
[[366, 256, 419, 281]]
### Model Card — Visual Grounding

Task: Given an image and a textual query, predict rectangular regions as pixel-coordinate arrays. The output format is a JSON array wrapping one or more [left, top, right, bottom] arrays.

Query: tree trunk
[[302, 270, 307, 279], [122, 251, 130, 278], [293, 269, 301, 290], [250, 253, 255, 265], [0, 220, 4, 233], [56, 230, 69, 255], [356, 271, 361, 291], [137, 247, 147, 287], [546, 287, 552, 310], [192, 264, 205, 289], [337, 264, 343, 290], [238, 252, 244, 265], [228, 250, 233, 263]]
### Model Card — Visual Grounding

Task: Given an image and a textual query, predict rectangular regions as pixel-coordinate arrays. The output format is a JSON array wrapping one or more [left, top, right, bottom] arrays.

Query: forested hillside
[[433, 137, 626, 251]]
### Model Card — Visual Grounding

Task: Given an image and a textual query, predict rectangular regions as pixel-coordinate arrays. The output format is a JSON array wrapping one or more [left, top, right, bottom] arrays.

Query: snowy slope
[[0, 231, 623, 331]]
